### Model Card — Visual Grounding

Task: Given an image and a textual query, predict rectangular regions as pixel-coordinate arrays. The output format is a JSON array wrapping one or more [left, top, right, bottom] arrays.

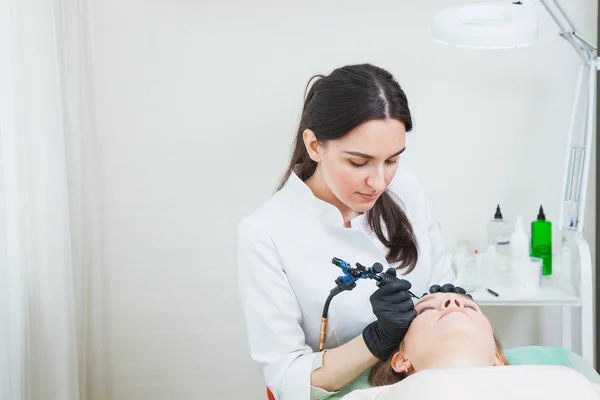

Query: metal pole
[[559, 65, 584, 230], [595, 0, 600, 373]]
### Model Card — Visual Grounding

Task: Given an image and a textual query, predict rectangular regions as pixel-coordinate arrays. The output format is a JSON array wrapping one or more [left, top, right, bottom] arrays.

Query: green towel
[[330, 346, 599, 399], [504, 346, 600, 384]]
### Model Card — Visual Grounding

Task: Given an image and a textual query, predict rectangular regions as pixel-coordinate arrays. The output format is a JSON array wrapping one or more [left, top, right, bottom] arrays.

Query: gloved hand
[[362, 268, 416, 361], [422, 283, 472, 299]]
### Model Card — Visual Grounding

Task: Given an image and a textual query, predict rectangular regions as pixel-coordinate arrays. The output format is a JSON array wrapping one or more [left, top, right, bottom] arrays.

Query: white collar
[[280, 167, 367, 228]]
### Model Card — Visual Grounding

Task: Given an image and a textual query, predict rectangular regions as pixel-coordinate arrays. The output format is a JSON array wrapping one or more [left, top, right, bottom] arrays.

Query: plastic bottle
[[454, 246, 479, 292], [488, 205, 510, 255], [531, 205, 552, 275], [451, 241, 469, 276], [510, 215, 529, 261], [474, 248, 481, 267], [481, 245, 497, 287]]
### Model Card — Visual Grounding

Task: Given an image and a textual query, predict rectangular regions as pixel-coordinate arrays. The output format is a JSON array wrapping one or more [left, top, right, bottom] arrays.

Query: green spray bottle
[[531, 206, 552, 275]]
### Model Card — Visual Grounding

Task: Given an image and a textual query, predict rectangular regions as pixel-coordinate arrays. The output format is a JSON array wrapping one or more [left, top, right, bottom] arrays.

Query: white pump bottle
[[510, 215, 530, 261]]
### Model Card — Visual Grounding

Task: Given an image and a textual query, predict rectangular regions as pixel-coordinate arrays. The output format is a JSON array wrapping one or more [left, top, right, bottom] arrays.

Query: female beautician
[[237, 64, 454, 400]]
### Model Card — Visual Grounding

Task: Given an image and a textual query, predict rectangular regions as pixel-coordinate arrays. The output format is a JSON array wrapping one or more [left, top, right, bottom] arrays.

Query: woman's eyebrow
[[342, 148, 406, 159]]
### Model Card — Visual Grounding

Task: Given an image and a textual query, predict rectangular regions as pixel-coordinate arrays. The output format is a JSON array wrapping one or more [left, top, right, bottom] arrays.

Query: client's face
[[393, 293, 501, 372]]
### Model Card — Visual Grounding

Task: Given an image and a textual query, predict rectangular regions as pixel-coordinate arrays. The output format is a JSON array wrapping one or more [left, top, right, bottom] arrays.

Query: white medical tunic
[[237, 169, 454, 400]]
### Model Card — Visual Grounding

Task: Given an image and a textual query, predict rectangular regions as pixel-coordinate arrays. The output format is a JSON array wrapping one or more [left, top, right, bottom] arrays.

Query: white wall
[[90, 0, 597, 399]]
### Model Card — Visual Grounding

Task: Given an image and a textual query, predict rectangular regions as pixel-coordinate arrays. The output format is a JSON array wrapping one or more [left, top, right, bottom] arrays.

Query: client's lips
[[438, 309, 468, 320]]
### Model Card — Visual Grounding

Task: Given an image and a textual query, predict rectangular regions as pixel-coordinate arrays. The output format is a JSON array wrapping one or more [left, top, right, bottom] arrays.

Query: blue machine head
[[331, 257, 384, 291]]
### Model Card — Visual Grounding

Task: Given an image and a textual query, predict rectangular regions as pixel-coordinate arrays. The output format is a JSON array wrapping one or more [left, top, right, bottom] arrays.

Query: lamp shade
[[431, 1, 539, 49]]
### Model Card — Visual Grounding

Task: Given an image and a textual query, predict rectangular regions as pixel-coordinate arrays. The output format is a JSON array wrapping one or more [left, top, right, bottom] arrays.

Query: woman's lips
[[358, 192, 379, 201]]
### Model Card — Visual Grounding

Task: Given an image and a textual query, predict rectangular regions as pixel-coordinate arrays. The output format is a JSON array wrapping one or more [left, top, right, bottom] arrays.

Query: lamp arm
[[546, 0, 579, 37], [558, 65, 584, 231], [557, 56, 598, 234], [575, 62, 596, 231], [560, 63, 597, 233], [539, 0, 595, 62], [537, 0, 599, 232], [573, 31, 597, 52], [548, 0, 596, 51]]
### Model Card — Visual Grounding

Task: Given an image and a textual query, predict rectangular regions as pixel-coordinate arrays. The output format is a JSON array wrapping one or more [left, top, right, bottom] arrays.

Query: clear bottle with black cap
[[487, 205, 510, 255]]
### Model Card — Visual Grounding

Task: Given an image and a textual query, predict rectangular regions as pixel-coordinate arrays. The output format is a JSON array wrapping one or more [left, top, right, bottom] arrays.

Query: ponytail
[[369, 191, 418, 270]]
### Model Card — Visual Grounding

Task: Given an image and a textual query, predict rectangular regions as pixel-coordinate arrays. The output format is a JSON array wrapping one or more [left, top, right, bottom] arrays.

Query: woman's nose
[[366, 167, 386, 191], [442, 296, 463, 309]]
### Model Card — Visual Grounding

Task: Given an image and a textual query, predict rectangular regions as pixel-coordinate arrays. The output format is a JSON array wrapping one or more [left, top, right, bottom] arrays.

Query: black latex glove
[[421, 283, 472, 299], [362, 268, 416, 361]]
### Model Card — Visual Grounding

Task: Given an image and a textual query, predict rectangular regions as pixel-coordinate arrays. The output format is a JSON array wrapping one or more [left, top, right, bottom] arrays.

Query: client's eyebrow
[[414, 298, 435, 313]]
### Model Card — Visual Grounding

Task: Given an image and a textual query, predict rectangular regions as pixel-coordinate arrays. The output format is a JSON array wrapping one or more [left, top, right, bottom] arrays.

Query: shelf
[[462, 234, 593, 367], [471, 275, 581, 307]]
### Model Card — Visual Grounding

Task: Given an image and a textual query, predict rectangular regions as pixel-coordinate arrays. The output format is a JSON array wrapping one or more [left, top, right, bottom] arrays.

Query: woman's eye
[[385, 159, 398, 165], [349, 160, 367, 167]]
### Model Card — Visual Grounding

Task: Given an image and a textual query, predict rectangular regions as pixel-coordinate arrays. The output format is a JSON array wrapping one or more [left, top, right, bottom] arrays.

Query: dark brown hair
[[368, 331, 509, 386], [277, 64, 418, 270]]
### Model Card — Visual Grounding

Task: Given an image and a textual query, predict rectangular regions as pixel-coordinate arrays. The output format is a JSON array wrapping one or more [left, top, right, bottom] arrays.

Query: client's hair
[[368, 331, 509, 387]]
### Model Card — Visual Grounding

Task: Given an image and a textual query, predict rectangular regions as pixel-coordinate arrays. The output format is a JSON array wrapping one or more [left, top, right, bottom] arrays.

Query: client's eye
[[417, 305, 435, 315]]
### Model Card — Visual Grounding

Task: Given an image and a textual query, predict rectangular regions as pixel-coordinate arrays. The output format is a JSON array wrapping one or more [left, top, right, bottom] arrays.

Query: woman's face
[[398, 293, 499, 371], [306, 119, 406, 214]]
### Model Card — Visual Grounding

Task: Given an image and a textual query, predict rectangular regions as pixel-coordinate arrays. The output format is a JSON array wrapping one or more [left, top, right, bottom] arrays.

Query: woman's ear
[[391, 351, 412, 373], [302, 129, 321, 162], [493, 352, 506, 366]]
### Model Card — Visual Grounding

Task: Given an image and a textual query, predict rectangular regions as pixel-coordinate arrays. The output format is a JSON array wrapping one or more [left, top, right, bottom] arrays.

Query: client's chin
[[420, 339, 498, 371]]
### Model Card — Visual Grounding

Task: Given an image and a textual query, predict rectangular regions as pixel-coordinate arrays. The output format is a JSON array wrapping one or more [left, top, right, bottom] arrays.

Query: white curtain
[[0, 0, 108, 399]]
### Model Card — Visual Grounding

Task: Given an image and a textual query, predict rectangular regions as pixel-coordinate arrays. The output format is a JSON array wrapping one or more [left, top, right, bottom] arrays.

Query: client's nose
[[442, 296, 464, 309]]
